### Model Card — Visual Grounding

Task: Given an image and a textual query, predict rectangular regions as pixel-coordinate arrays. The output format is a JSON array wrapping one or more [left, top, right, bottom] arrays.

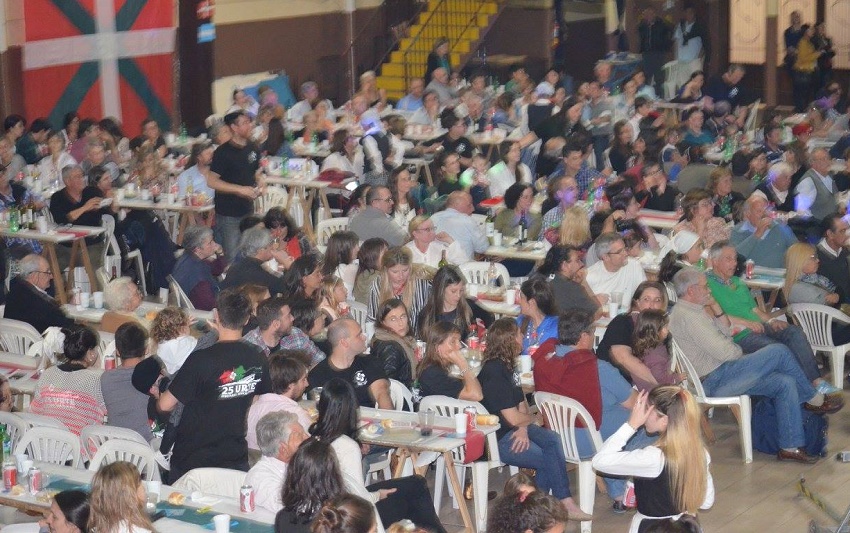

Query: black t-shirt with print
[[210, 140, 260, 217], [168, 341, 269, 474], [307, 355, 387, 407]]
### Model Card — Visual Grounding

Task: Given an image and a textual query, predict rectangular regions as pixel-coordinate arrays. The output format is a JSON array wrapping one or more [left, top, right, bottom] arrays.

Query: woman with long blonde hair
[[366, 247, 431, 332], [88, 461, 154, 533], [785, 242, 850, 344], [592, 386, 714, 533], [558, 205, 592, 248]]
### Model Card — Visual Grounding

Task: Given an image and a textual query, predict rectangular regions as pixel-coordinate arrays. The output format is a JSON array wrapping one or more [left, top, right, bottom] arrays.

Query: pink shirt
[[246, 394, 312, 450]]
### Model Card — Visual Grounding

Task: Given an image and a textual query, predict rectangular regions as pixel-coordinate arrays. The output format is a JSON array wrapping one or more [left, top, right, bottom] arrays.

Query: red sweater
[[531, 338, 603, 429]]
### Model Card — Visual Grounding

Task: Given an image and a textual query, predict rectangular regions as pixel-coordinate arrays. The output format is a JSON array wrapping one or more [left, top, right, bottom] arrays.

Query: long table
[[114, 196, 214, 245], [62, 301, 213, 325], [263, 175, 337, 239], [0, 225, 104, 304], [0, 462, 275, 532]]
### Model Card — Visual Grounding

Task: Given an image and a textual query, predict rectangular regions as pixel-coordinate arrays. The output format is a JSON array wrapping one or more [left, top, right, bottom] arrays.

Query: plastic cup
[[418, 410, 434, 436], [467, 284, 479, 298], [140, 189, 151, 201], [115, 189, 125, 201], [504, 289, 517, 306], [611, 291, 623, 308], [455, 413, 467, 435], [78, 292, 90, 310], [21, 460, 33, 476], [520, 354, 533, 373], [14, 454, 26, 475], [492, 232, 503, 247], [213, 514, 231, 533], [159, 287, 169, 304], [166, 192, 176, 204], [608, 302, 619, 318], [36, 217, 48, 234], [92, 291, 104, 309]]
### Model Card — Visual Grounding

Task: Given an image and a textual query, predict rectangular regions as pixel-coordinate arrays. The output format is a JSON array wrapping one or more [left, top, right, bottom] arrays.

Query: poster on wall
[[21, 0, 176, 136], [197, 0, 215, 44]]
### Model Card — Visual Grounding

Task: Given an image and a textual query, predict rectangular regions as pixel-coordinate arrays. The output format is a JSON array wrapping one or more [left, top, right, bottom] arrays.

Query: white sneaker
[[154, 451, 171, 471]]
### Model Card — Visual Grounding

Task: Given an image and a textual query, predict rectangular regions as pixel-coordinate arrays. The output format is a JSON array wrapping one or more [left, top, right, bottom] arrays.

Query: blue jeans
[[736, 323, 820, 382], [498, 424, 572, 499], [214, 214, 243, 262], [702, 343, 817, 449]]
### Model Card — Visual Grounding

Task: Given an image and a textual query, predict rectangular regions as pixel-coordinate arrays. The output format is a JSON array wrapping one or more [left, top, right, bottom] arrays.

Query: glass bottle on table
[[438, 250, 448, 268]]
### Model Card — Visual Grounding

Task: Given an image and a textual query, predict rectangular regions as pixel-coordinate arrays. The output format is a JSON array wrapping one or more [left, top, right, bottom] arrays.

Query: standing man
[[157, 289, 270, 482], [585, 82, 614, 171], [208, 111, 264, 261], [637, 7, 671, 97]]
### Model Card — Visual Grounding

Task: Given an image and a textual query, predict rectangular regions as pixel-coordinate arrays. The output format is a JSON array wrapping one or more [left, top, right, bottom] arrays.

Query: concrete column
[[766, 0, 778, 106]]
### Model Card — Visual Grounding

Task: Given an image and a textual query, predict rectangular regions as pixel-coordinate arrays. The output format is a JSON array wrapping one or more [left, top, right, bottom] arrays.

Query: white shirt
[[38, 152, 77, 188], [246, 394, 312, 450], [331, 435, 380, 503], [113, 522, 153, 533], [486, 161, 532, 198], [244, 455, 288, 513], [335, 262, 359, 297], [288, 99, 335, 123], [389, 135, 414, 169], [429, 208, 490, 263], [404, 239, 467, 268], [585, 257, 647, 306], [673, 21, 703, 62], [321, 150, 365, 179]]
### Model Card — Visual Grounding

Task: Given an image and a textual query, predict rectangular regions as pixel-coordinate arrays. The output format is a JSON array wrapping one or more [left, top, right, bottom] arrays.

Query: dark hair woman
[[353, 238, 389, 305], [311, 379, 447, 532], [264, 207, 313, 260], [415, 322, 483, 401], [371, 298, 416, 388], [322, 230, 360, 295], [515, 277, 559, 353], [39, 489, 90, 533], [311, 494, 377, 533], [536, 244, 602, 317], [281, 252, 324, 300], [416, 265, 493, 341]]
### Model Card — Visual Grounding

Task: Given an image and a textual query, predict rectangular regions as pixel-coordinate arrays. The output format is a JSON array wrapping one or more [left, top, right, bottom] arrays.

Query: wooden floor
[[432, 391, 850, 533]]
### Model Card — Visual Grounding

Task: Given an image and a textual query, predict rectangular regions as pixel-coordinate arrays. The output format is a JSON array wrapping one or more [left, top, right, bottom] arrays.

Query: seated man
[[752, 162, 796, 213], [307, 318, 393, 409], [816, 213, 850, 304], [430, 191, 490, 263], [795, 148, 837, 222], [243, 297, 294, 358], [279, 299, 326, 366], [219, 227, 288, 295], [532, 308, 641, 511], [4, 254, 74, 333], [349, 186, 408, 247], [729, 196, 797, 269], [706, 242, 836, 394], [246, 351, 312, 452], [586, 232, 647, 307], [289, 81, 335, 123], [244, 411, 308, 514], [669, 267, 841, 464], [635, 160, 680, 212], [15, 118, 50, 165], [129, 117, 167, 157], [395, 78, 425, 112], [425, 67, 458, 106], [101, 322, 153, 442], [81, 141, 121, 185]]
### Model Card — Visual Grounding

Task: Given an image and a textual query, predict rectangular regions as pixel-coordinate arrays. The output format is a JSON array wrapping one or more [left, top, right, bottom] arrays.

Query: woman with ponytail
[[592, 386, 714, 533], [311, 494, 377, 533]]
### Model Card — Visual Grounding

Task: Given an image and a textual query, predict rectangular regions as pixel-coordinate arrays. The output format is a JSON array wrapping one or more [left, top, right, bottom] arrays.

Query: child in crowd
[[318, 275, 350, 324], [460, 153, 491, 213]]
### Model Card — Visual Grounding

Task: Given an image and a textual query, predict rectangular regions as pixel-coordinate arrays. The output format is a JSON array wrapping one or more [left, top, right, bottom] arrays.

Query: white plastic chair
[[534, 391, 602, 533], [14, 413, 69, 431], [0, 413, 29, 454], [315, 217, 350, 254], [172, 467, 247, 499], [459, 261, 510, 288], [790, 303, 850, 389], [0, 318, 41, 356], [418, 395, 517, 532], [166, 275, 195, 309], [79, 424, 151, 462], [88, 439, 159, 480], [388, 379, 414, 411], [671, 339, 753, 463], [342, 472, 386, 533], [13, 426, 82, 467], [254, 185, 288, 215], [102, 215, 146, 295], [349, 301, 368, 332]]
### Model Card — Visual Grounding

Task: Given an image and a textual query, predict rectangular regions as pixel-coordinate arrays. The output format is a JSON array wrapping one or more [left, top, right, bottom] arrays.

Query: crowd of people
[[3, 6, 850, 531]]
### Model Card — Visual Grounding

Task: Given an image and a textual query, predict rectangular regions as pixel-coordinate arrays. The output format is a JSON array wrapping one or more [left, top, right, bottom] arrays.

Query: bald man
[[429, 191, 489, 262]]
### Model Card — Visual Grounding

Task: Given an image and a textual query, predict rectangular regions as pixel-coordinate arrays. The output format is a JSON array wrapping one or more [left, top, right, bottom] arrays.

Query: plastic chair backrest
[[316, 217, 350, 249], [533, 391, 602, 464], [101, 215, 116, 268], [388, 379, 414, 411], [172, 468, 247, 499], [88, 439, 158, 480], [0, 413, 28, 453], [167, 275, 195, 310], [459, 262, 510, 287], [80, 424, 150, 460], [670, 339, 707, 400], [15, 412, 69, 431], [790, 303, 850, 347], [0, 318, 41, 356], [349, 301, 368, 331], [254, 185, 288, 215], [13, 426, 81, 467]]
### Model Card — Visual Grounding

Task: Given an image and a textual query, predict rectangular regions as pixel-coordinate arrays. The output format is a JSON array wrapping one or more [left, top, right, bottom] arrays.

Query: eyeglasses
[[607, 247, 627, 256], [34, 271, 53, 277], [375, 197, 393, 203]]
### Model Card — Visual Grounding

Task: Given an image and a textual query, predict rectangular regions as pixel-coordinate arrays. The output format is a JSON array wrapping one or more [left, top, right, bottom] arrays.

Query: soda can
[[104, 354, 116, 370], [414, 341, 426, 362], [3, 463, 15, 490], [463, 407, 477, 434], [239, 485, 255, 513], [745, 259, 755, 280], [27, 467, 41, 493], [623, 480, 636, 507], [468, 336, 480, 351]]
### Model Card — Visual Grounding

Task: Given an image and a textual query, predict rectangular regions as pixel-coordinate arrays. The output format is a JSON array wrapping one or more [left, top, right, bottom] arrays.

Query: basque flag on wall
[[22, 0, 176, 136]]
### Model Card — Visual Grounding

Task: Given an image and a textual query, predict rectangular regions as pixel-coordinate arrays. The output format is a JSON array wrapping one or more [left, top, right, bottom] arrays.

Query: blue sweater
[[730, 220, 798, 269]]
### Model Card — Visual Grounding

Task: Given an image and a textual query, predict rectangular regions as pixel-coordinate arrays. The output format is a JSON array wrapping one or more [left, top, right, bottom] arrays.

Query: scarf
[[372, 327, 417, 370], [799, 272, 837, 293]]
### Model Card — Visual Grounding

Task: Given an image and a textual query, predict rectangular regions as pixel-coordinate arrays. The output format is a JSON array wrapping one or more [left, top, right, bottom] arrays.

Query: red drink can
[[745, 259, 755, 280], [27, 467, 40, 493], [104, 355, 116, 370], [3, 463, 15, 490], [415, 341, 426, 362], [468, 336, 480, 351], [239, 485, 255, 513], [464, 407, 477, 433]]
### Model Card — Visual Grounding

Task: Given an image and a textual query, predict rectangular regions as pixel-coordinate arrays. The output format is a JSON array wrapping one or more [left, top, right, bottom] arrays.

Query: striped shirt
[[367, 276, 431, 333]]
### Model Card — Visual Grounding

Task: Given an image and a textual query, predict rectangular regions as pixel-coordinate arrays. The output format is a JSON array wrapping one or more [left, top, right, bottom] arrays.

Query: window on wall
[[730, 0, 816, 65]]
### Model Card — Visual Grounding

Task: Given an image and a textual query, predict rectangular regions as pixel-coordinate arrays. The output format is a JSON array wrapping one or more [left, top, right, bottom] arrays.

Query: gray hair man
[[585, 232, 647, 307], [729, 196, 797, 268], [3, 254, 74, 332], [752, 162, 795, 213], [796, 148, 837, 221], [429, 191, 489, 263], [219, 226, 288, 294], [349, 186, 408, 246], [243, 410, 308, 513], [289, 81, 335, 123]]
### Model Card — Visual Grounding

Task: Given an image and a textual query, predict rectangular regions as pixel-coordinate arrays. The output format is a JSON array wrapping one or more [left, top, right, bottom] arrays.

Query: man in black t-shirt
[[704, 65, 749, 129], [423, 108, 476, 168], [208, 111, 263, 261], [307, 318, 393, 409], [158, 289, 270, 483]]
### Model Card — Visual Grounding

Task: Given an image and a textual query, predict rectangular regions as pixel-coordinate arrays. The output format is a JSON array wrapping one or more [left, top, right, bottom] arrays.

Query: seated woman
[[370, 298, 416, 389], [264, 207, 312, 260], [416, 265, 493, 341], [312, 495, 378, 533], [353, 238, 388, 305], [388, 166, 420, 231], [632, 310, 685, 391], [494, 183, 542, 244], [321, 129, 365, 180], [673, 189, 730, 250], [478, 319, 592, 521], [516, 277, 560, 353], [608, 120, 635, 174], [486, 142, 532, 198], [318, 275, 349, 324], [31, 326, 106, 435], [592, 386, 715, 533], [89, 461, 154, 533], [367, 247, 431, 333], [536, 244, 603, 317], [101, 277, 146, 334], [672, 71, 705, 104], [322, 231, 360, 296], [415, 322, 482, 400], [785, 242, 850, 345], [281, 252, 324, 301], [657, 230, 705, 300], [435, 151, 463, 196], [487, 482, 569, 533], [33, 489, 90, 533], [312, 379, 447, 532], [557, 205, 593, 249], [170, 225, 226, 311], [405, 215, 465, 268], [681, 107, 715, 147], [707, 166, 745, 223]]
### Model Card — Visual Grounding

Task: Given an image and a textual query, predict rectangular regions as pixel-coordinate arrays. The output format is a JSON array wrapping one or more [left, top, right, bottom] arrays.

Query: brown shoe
[[777, 448, 819, 464], [805, 396, 844, 415], [568, 509, 594, 521]]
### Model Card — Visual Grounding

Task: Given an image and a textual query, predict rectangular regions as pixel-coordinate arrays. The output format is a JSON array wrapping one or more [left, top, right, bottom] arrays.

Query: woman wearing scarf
[[370, 298, 417, 389], [785, 242, 850, 344]]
